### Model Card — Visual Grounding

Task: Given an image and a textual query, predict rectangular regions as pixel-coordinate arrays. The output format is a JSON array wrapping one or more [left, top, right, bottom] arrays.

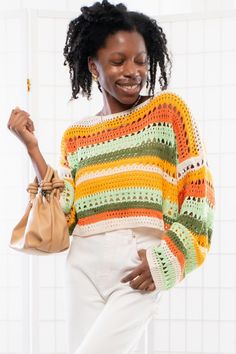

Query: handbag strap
[[26, 165, 65, 200], [27, 179, 38, 201], [40, 166, 54, 194], [52, 170, 65, 192]]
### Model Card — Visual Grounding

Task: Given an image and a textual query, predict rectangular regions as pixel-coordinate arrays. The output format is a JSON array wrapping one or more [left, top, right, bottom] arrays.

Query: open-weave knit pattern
[[59, 90, 215, 291]]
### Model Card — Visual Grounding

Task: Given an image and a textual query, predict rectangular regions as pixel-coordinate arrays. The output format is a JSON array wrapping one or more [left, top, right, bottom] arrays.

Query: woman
[[7, 1, 215, 354]]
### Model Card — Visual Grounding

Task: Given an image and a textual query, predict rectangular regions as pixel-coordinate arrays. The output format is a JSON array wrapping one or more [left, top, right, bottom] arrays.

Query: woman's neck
[[96, 94, 152, 116]]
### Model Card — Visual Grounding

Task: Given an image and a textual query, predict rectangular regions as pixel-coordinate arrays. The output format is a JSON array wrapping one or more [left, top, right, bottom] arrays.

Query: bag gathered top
[[10, 165, 70, 255]]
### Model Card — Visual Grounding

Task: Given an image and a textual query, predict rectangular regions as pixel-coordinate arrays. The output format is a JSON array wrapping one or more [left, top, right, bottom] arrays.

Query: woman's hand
[[7, 107, 38, 153], [121, 249, 156, 292]]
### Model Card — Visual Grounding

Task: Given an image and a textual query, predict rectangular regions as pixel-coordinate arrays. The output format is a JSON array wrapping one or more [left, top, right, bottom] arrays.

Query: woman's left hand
[[120, 249, 156, 292]]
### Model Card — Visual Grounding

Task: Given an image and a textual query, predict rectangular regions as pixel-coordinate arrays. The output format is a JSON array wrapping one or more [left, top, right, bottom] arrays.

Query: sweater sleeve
[[59, 129, 77, 235], [146, 92, 215, 291]]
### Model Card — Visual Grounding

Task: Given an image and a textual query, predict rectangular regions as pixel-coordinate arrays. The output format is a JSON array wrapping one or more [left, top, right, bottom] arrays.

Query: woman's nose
[[123, 60, 138, 77]]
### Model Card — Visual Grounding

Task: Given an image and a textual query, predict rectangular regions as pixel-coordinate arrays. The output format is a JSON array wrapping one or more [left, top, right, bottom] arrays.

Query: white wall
[[0, 0, 235, 14], [0, 1, 236, 354]]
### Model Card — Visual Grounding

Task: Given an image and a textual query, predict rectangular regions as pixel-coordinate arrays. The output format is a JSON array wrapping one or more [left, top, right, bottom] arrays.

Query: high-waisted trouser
[[64, 227, 163, 354]]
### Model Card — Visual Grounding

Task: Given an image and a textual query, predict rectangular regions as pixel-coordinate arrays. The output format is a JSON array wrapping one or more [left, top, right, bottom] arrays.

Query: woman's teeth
[[117, 83, 140, 92], [118, 84, 138, 89]]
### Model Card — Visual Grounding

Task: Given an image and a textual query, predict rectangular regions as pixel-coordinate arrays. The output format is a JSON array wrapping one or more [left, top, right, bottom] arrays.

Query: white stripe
[[59, 166, 72, 179], [72, 216, 165, 236], [177, 155, 208, 180]]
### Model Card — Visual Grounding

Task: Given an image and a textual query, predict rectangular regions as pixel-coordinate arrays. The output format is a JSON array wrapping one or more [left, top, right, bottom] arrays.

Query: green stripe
[[75, 186, 163, 214], [166, 229, 187, 257], [68, 223, 76, 235], [163, 214, 175, 225], [181, 197, 213, 222], [76, 123, 176, 159], [163, 198, 178, 220], [67, 124, 177, 174], [76, 200, 163, 219], [61, 181, 74, 214], [152, 245, 177, 289], [73, 141, 177, 170], [177, 214, 208, 235], [168, 222, 198, 274], [208, 229, 213, 245], [206, 208, 214, 229]]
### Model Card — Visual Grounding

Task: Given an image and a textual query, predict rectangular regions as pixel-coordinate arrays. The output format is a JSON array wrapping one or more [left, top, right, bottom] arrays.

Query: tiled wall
[[151, 10, 236, 354], [0, 1, 236, 354], [0, 0, 235, 14], [0, 10, 31, 354]]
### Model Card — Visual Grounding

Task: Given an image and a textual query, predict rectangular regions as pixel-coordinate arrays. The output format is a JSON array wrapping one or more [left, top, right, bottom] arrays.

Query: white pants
[[64, 227, 163, 354]]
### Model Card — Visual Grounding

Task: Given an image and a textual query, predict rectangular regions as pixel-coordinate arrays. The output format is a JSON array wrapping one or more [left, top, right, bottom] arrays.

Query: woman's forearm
[[27, 145, 48, 183]]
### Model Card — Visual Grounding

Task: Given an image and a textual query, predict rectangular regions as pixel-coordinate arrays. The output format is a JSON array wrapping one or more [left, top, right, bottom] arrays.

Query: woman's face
[[88, 30, 149, 108]]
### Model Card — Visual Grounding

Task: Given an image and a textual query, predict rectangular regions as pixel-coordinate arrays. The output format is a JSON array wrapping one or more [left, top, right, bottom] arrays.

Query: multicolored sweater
[[59, 90, 215, 291]]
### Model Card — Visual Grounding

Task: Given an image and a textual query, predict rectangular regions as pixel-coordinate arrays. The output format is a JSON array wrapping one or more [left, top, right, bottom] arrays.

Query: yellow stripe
[[194, 238, 206, 266], [75, 170, 177, 200], [178, 166, 213, 190], [75, 156, 176, 179]]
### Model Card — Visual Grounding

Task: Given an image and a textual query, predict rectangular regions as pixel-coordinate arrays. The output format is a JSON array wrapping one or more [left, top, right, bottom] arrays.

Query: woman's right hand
[[7, 107, 38, 153]]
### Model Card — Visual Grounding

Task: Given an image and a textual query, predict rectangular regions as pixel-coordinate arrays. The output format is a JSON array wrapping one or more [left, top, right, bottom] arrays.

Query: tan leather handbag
[[9, 165, 70, 255]]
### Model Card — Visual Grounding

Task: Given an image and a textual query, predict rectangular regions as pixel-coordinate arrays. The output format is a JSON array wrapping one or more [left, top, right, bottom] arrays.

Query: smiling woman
[[63, 0, 172, 115], [7, 1, 215, 354], [88, 31, 149, 113]]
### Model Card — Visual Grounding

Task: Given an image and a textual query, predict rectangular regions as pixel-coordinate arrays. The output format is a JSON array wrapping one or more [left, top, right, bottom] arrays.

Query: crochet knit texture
[[59, 91, 215, 291]]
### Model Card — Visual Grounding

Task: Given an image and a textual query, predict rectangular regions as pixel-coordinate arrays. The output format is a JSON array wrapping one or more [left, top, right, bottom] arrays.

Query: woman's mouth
[[116, 83, 140, 95]]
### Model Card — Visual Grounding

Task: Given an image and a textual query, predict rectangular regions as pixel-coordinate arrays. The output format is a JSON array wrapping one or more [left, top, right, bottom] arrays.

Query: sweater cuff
[[146, 240, 183, 291]]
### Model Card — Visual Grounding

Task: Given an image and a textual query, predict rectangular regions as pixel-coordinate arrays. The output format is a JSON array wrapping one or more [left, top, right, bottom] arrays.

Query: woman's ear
[[88, 56, 98, 77]]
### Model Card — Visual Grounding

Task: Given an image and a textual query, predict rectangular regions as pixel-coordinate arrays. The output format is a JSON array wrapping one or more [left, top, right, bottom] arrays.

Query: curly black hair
[[63, 0, 172, 100]]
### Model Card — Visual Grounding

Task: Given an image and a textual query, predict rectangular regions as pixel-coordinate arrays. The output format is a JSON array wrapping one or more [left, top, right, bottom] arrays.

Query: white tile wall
[[0, 9, 30, 354], [0, 0, 235, 12], [186, 320, 202, 352], [1, 1, 236, 354], [170, 288, 186, 320], [202, 320, 219, 352], [188, 20, 204, 53], [153, 6, 236, 354], [153, 320, 170, 351], [220, 322, 236, 354]]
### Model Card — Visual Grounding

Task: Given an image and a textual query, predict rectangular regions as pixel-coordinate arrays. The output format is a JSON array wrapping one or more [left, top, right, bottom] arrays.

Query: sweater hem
[[72, 218, 165, 237]]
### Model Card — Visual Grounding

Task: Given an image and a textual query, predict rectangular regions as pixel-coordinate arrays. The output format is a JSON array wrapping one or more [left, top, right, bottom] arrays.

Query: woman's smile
[[115, 82, 141, 95]]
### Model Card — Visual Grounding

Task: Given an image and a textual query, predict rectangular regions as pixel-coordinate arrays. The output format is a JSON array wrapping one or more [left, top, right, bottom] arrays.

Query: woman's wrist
[[27, 144, 48, 182], [27, 143, 40, 157]]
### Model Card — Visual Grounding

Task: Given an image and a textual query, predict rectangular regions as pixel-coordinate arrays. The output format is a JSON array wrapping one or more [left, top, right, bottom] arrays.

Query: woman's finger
[[8, 113, 29, 133], [15, 111, 33, 129], [130, 272, 151, 289], [26, 117, 35, 130], [138, 278, 153, 291], [147, 283, 156, 292]]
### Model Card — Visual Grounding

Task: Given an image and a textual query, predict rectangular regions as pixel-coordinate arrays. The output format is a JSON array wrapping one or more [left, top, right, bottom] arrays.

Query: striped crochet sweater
[[59, 90, 215, 291]]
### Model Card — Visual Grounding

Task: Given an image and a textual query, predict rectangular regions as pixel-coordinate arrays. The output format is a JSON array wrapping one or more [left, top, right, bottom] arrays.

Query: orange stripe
[[63, 92, 197, 161], [163, 235, 186, 271], [178, 167, 215, 205], [75, 111, 173, 148], [78, 208, 163, 227], [178, 181, 214, 206], [170, 98, 198, 162]]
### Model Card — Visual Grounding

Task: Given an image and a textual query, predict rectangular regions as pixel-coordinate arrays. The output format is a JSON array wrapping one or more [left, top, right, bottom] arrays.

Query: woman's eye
[[137, 59, 148, 65], [111, 59, 147, 66]]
